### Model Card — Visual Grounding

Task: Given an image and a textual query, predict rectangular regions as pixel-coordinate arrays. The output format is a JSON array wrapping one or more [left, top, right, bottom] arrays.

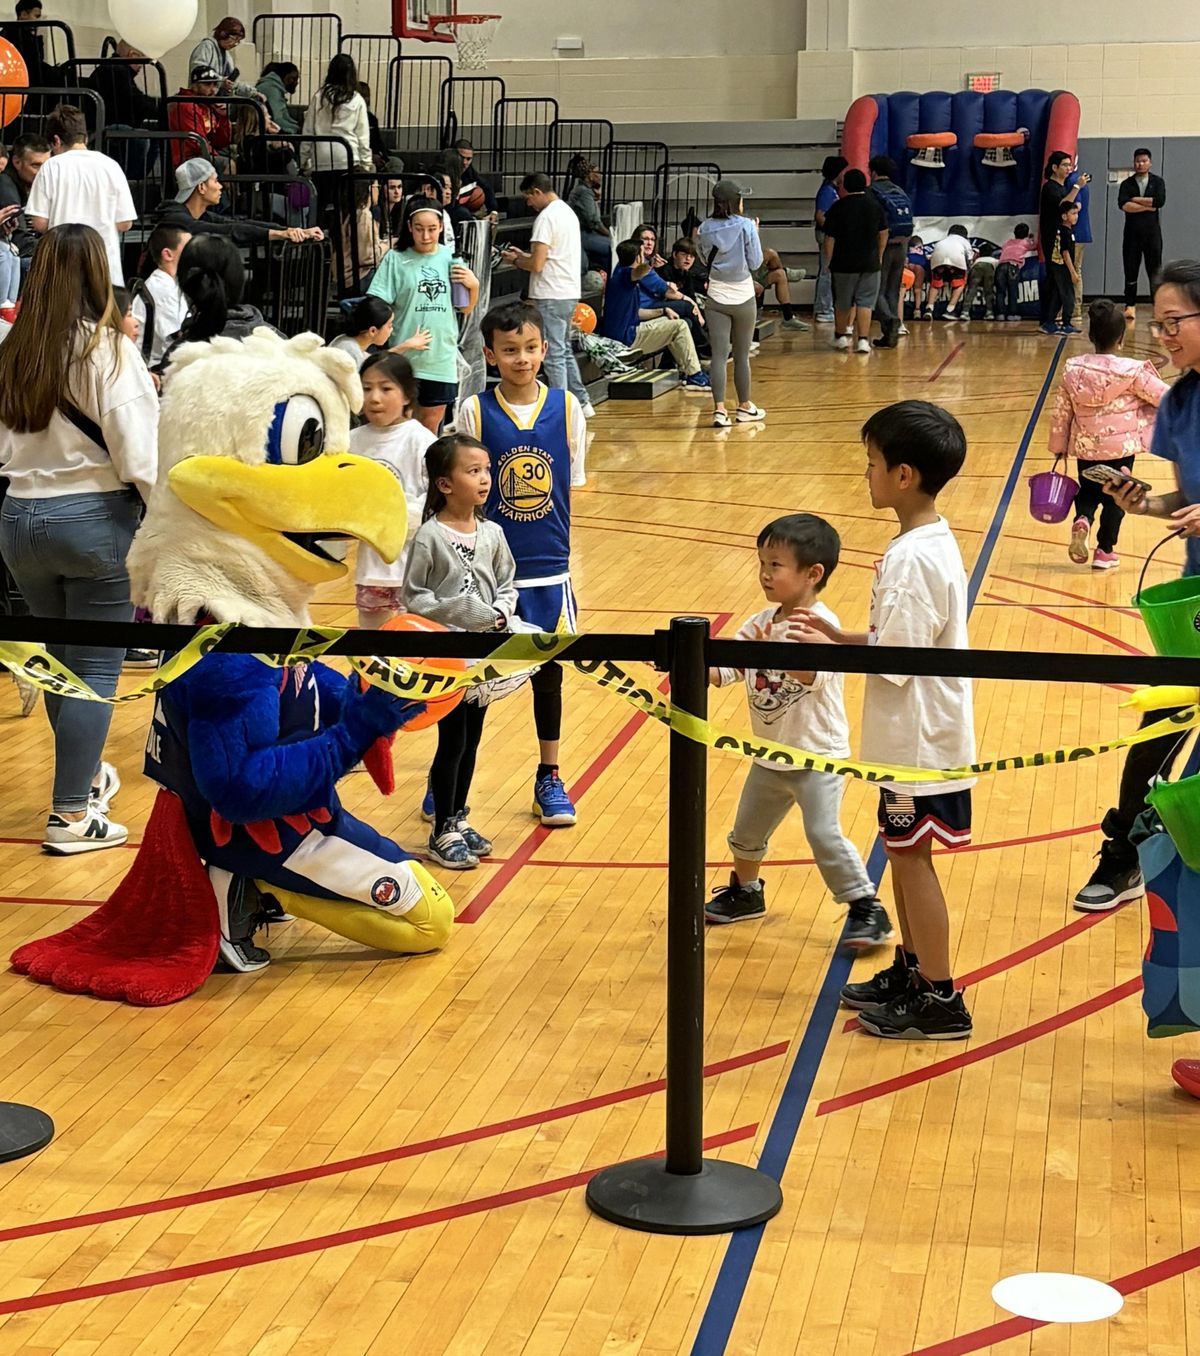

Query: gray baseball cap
[[175, 157, 218, 202], [713, 178, 753, 206]]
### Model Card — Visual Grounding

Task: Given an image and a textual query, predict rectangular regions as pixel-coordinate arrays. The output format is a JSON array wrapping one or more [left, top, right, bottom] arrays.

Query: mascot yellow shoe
[[11, 331, 453, 1005]]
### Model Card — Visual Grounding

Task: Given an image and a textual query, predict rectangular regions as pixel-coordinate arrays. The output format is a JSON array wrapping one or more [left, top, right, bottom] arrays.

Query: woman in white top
[[0, 224, 159, 855], [301, 54, 372, 193]]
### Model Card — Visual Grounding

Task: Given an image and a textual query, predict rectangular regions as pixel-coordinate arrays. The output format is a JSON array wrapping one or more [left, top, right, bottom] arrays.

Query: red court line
[[0, 1041, 786, 1244], [456, 611, 734, 923], [928, 342, 965, 383], [843, 895, 1124, 1032], [984, 592, 1146, 658], [0, 1124, 756, 1316], [990, 572, 1140, 615], [818, 976, 1143, 1116], [908, 1240, 1200, 1355]]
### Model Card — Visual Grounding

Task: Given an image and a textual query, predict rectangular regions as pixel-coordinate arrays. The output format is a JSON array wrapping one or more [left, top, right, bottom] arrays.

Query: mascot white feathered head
[[128, 329, 407, 627]]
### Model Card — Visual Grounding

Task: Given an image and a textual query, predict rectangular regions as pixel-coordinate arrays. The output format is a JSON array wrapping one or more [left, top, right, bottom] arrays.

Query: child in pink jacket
[[1048, 297, 1169, 569]]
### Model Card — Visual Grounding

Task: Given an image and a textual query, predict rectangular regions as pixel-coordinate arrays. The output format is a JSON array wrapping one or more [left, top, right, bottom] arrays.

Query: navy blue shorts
[[877, 788, 972, 852], [417, 378, 458, 409]]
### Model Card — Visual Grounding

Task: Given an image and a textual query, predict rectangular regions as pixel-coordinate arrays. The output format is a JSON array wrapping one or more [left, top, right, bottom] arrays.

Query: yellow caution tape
[[1, 629, 1195, 784]]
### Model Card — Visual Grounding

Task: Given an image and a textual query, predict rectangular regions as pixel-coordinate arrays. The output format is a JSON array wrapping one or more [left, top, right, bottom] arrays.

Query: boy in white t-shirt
[[131, 223, 192, 368], [500, 172, 594, 417], [791, 400, 975, 1040], [706, 514, 893, 949]]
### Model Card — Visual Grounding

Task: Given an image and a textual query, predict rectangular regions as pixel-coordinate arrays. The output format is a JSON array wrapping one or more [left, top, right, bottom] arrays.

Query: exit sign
[[965, 72, 1001, 92]]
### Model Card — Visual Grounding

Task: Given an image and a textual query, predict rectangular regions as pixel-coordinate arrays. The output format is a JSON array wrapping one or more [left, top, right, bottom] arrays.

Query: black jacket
[[151, 196, 274, 246], [81, 62, 161, 131], [0, 163, 38, 258], [1118, 172, 1166, 232]]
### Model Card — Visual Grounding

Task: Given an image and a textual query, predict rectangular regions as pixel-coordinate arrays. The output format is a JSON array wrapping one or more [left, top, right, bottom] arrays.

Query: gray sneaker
[[428, 830, 478, 870], [454, 814, 493, 858]]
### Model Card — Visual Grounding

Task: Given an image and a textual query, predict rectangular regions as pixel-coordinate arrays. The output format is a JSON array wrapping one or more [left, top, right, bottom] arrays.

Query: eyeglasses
[[1150, 312, 1200, 337]]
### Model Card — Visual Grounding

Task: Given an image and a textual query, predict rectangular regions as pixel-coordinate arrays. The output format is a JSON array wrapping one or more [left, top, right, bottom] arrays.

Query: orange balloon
[[0, 38, 28, 132], [371, 613, 466, 732], [573, 301, 597, 334]]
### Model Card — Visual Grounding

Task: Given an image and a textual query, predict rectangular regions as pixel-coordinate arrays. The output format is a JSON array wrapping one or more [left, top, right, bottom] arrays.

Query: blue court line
[[690, 338, 1068, 1356]]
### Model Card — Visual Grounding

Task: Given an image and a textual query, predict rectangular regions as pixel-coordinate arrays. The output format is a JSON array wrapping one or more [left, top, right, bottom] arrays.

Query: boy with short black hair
[[707, 513, 893, 946], [661, 236, 705, 299], [1042, 198, 1082, 336], [995, 221, 1035, 321], [790, 399, 976, 1040], [132, 222, 191, 367], [456, 300, 588, 826]]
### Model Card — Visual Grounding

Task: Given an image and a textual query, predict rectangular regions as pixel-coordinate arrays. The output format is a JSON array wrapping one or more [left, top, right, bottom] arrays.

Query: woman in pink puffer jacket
[[1048, 297, 1169, 568]]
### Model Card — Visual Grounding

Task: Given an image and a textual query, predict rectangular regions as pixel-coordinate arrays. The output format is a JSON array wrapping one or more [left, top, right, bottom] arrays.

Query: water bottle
[[451, 248, 470, 311]]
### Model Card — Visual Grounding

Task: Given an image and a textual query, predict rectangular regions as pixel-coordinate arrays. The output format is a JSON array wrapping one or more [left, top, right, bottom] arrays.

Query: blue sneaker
[[533, 770, 577, 826], [1039, 324, 1060, 335], [421, 780, 434, 822], [683, 370, 711, 389], [1057, 324, 1082, 335], [454, 814, 493, 858], [427, 830, 478, 870]]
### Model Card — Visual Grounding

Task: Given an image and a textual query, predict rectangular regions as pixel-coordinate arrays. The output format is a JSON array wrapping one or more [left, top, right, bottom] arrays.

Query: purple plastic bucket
[[1028, 469, 1079, 524]]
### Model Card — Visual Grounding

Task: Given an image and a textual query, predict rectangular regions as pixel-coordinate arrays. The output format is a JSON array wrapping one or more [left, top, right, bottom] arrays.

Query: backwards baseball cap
[[175, 157, 218, 202], [190, 65, 221, 84], [712, 178, 752, 206]]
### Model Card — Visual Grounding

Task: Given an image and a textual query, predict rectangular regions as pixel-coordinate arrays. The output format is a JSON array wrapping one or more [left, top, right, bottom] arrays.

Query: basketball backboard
[[394, 0, 457, 42]]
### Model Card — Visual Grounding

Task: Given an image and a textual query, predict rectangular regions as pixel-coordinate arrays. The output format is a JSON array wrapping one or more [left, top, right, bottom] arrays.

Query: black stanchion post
[[585, 617, 783, 1235], [0, 1103, 53, 1164]]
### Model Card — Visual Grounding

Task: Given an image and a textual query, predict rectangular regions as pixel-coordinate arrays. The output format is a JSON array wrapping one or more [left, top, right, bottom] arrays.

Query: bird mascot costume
[[11, 330, 454, 1005]]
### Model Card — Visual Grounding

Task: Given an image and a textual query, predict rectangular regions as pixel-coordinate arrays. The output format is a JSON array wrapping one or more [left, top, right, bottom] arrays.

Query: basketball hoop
[[431, 13, 501, 70]]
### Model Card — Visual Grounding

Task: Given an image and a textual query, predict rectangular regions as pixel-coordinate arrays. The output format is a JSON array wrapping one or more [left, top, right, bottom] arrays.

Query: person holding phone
[[1048, 298, 1169, 568], [1039, 153, 1090, 331]]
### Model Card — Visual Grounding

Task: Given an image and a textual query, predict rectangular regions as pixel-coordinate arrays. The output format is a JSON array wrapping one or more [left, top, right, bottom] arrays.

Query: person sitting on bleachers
[[255, 62, 300, 136], [452, 139, 498, 221], [660, 236, 707, 298], [81, 41, 161, 181], [153, 157, 322, 248], [565, 154, 610, 276], [0, 2, 56, 95], [168, 66, 232, 172], [0, 133, 48, 290], [602, 238, 710, 389], [188, 16, 264, 105]]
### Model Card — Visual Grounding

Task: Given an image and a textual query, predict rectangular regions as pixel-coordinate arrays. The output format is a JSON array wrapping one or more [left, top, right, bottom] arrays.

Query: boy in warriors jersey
[[456, 301, 587, 826]]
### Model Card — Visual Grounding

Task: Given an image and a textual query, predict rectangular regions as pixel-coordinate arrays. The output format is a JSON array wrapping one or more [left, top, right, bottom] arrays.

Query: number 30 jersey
[[461, 384, 576, 582]]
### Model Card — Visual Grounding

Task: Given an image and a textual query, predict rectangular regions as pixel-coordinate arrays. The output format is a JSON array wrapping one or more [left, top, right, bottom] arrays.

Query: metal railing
[[601, 139, 670, 223], [655, 161, 721, 244], [252, 12, 343, 105], [492, 96, 559, 198], [440, 75, 505, 168], [0, 86, 105, 144], [382, 55, 452, 161], [340, 32, 403, 121], [547, 117, 614, 196]]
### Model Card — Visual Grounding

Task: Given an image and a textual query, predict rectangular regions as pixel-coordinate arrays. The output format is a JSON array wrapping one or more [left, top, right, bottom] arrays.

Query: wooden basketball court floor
[[1, 322, 1198, 1356]]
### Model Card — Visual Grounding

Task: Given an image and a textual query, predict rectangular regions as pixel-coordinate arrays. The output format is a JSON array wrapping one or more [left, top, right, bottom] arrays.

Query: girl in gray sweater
[[404, 434, 518, 870]]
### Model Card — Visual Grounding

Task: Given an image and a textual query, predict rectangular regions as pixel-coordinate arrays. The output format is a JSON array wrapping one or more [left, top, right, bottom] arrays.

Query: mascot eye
[[266, 397, 326, 466]]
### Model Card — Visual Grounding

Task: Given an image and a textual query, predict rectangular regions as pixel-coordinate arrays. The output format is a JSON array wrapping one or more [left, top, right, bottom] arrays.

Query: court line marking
[[819, 976, 1143, 1115], [928, 342, 966, 383], [0, 1042, 786, 1245], [989, 572, 1140, 615], [456, 611, 733, 923], [0, 1125, 757, 1317], [689, 337, 1068, 1356], [985, 593, 1146, 657]]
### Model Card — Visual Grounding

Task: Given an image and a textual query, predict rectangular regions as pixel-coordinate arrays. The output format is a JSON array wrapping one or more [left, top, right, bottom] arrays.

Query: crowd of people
[[4, 9, 1200, 1047]]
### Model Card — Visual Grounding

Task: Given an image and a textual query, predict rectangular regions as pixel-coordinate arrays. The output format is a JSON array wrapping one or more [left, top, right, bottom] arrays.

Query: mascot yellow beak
[[169, 454, 407, 585]]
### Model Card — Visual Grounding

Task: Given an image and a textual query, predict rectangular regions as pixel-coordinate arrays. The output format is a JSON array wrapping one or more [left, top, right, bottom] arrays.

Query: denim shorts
[[417, 379, 458, 408]]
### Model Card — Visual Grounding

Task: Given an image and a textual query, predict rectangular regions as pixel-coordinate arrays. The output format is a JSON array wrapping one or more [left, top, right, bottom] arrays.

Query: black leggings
[[531, 660, 562, 743], [430, 701, 488, 833], [1072, 457, 1132, 551], [1104, 708, 1193, 862]]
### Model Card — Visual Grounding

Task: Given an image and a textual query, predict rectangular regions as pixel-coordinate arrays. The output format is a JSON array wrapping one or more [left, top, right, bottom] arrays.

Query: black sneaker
[[840, 953, 913, 1009], [123, 648, 160, 670], [857, 987, 973, 1040], [842, 899, 895, 950], [216, 936, 271, 973], [257, 895, 296, 926], [1073, 840, 1144, 912], [705, 874, 766, 925]]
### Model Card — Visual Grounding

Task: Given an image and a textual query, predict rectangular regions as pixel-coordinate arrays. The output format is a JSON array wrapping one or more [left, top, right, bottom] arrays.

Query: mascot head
[[128, 329, 407, 627]]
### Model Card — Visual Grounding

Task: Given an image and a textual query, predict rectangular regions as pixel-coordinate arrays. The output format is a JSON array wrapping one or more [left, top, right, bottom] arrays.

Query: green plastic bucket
[[1135, 531, 1200, 658], [1147, 776, 1200, 871]]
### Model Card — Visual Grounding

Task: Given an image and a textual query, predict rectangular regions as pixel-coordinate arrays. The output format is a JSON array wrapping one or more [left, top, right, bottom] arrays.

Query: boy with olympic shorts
[[456, 300, 587, 827], [706, 513, 893, 948], [790, 400, 976, 1040]]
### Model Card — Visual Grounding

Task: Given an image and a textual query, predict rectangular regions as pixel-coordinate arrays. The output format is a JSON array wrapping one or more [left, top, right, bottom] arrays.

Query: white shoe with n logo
[[43, 807, 129, 855]]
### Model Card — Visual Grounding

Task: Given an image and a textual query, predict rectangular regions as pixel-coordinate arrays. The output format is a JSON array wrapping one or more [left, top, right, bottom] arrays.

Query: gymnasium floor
[[1, 321, 1198, 1355]]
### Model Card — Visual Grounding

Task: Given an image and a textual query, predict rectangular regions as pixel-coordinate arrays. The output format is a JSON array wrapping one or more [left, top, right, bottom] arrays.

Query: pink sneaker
[[1068, 517, 1089, 564], [1092, 549, 1120, 570]]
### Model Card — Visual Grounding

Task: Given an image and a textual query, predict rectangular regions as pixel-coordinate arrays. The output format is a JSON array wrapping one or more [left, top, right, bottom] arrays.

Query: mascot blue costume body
[[12, 330, 453, 1004]]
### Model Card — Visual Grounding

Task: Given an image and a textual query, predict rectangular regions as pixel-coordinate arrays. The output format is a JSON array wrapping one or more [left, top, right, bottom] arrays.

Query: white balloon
[[107, 0, 200, 60]]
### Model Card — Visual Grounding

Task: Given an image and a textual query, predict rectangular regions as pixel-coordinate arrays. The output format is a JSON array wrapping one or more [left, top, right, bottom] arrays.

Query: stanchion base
[[0, 1102, 54, 1164], [586, 1157, 782, 1236]]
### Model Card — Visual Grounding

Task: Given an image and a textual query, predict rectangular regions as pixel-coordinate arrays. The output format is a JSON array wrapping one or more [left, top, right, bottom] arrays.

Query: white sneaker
[[855, 337, 871, 354], [735, 403, 766, 423], [581, 401, 596, 419], [43, 806, 129, 855], [897, 324, 909, 336], [90, 761, 121, 815], [834, 335, 850, 351]]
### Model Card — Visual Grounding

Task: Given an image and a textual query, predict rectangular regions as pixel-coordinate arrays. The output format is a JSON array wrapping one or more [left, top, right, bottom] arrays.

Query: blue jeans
[[995, 261, 1021, 316], [535, 297, 590, 406], [0, 246, 19, 302], [0, 491, 140, 812], [814, 229, 834, 319]]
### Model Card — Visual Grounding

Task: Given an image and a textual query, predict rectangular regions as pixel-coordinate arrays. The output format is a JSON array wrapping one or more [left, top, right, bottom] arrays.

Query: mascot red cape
[[11, 330, 454, 1005]]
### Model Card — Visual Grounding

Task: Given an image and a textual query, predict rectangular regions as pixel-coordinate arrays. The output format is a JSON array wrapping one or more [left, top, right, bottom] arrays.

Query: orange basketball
[[370, 614, 467, 732], [0, 38, 28, 131], [460, 183, 486, 213], [573, 301, 597, 334]]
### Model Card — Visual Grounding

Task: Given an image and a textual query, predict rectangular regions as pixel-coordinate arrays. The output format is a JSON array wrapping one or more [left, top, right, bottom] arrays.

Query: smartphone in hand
[[1080, 464, 1153, 493]]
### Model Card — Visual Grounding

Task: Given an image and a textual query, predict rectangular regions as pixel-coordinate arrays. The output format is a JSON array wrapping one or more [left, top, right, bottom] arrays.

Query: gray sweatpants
[[876, 236, 909, 324], [706, 294, 757, 407], [728, 763, 874, 904]]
